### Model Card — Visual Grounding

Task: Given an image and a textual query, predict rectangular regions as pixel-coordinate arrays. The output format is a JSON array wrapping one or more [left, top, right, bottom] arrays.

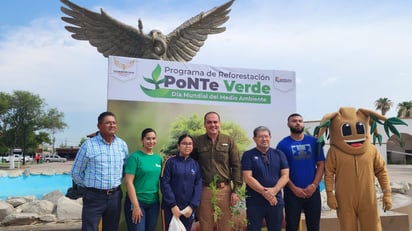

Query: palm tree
[[375, 97, 393, 116], [397, 101, 412, 118]]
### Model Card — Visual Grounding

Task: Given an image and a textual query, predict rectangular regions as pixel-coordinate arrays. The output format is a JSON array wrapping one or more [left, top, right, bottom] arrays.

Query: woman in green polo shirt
[[124, 128, 163, 231]]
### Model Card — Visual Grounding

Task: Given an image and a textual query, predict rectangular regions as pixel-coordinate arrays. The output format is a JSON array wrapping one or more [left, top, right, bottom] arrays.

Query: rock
[[5, 198, 26, 208], [0, 201, 14, 221], [391, 181, 410, 194], [7, 196, 36, 203], [23, 169, 30, 176], [1, 212, 39, 225], [42, 190, 64, 205], [39, 214, 56, 222], [56, 197, 82, 221], [19, 200, 54, 215]]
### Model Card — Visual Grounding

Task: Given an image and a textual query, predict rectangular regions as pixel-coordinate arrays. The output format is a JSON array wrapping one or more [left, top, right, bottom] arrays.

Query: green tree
[[35, 131, 52, 145], [161, 113, 251, 156], [375, 97, 393, 116], [41, 108, 67, 153], [5, 91, 44, 161], [397, 101, 412, 118], [0, 90, 66, 164], [0, 92, 11, 154]]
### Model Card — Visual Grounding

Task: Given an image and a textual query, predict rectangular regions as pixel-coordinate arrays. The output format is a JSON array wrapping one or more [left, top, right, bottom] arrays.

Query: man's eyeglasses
[[262, 154, 269, 165]]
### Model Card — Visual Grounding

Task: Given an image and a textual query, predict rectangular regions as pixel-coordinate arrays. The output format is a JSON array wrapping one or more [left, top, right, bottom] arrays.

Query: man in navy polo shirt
[[241, 126, 289, 231]]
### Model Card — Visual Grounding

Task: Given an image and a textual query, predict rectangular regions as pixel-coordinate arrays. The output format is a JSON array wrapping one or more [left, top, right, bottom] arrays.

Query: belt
[[204, 181, 229, 189], [86, 186, 121, 195]]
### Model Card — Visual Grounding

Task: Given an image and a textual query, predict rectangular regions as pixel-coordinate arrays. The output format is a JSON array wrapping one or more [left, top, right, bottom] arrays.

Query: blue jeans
[[124, 196, 160, 231], [81, 188, 122, 231], [284, 188, 321, 231]]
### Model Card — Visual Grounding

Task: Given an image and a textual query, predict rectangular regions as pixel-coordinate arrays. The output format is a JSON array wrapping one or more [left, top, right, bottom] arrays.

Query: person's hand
[[383, 192, 392, 212], [230, 192, 240, 206], [292, 186, 307, 198], [171, 206, 181, 218], [261, 188, 273, 200], [132, 206, 143, 224], [326, 191, 338, 210], [302, 184, 316, 198], [268, 195, 278, 206], [261, 188, 278, 206], [181, 206, 193, 218]]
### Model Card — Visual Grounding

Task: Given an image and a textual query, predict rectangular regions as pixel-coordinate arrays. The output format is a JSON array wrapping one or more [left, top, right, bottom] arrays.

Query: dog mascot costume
[[315, 107, 406, 231]]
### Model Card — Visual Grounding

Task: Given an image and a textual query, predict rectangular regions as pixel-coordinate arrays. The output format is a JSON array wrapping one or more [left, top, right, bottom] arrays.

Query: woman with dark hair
[[124, 128, 163, 231], [160, 134, 202, 231]]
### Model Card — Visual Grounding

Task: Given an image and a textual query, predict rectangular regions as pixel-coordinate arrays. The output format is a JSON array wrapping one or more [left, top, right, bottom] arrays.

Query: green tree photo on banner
[[161, 113, 252, 156]]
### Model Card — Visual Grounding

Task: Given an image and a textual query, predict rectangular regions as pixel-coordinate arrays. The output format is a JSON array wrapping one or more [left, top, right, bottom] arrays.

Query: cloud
[[1, 0, 412, 145], [0, 17, 108, 146]]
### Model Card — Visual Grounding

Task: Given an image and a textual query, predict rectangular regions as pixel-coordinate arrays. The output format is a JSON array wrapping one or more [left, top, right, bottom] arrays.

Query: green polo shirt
[[125, 150, 162, 204]]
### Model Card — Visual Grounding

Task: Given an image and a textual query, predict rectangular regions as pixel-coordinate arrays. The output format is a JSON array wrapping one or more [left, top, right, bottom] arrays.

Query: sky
[[1, 0, 411, 147]]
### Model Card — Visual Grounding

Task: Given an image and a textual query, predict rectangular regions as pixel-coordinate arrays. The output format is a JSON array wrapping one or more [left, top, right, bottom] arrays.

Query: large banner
[[107, 56, 296, 154]]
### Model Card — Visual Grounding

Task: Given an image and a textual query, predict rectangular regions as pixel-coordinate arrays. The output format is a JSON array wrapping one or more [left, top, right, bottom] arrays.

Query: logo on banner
[[273, 76, 294, 92], [140, 64, 273, 104], [110, 57, 137, 81]]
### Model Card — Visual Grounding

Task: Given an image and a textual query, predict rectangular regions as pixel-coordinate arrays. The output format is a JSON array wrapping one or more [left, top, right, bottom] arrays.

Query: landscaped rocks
[[0, 202, 13, 221], [42, 190, 64, 207], [19, 200, 54, 215], [2, 213, 39, 226], [39, 214, 56, 222], [391, 181, 411, 194], [56, 197, 82, 221], [5, 198, 26, 208], [0, 190, 82, 227]]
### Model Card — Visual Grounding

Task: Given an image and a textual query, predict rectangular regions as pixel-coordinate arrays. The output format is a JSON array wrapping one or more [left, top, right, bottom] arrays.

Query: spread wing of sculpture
[[313, 107, 407, 231], [60, 0, 234, 62]]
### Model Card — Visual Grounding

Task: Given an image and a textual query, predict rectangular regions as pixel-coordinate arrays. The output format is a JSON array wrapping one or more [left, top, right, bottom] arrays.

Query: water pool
[[319, 180, 325, 191], [0, 174, 324, 201], [0, 174, 72, 200]]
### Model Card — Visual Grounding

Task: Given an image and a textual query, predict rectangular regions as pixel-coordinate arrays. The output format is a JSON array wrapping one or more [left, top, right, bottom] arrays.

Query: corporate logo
[[273, 76, 294, 92], [110, 57, 137, 81], [140, 64, 273, 104]]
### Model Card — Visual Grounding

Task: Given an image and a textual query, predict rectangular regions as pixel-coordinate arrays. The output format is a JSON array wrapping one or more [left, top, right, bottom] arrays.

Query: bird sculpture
[[60, 0, 234, 62]]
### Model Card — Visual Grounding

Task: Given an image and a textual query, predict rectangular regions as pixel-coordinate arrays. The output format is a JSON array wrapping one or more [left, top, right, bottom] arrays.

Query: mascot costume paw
[[314, 107, 406, 231]]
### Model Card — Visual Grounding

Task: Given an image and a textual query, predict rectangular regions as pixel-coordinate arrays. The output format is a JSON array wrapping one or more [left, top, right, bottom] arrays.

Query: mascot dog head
[[315, 107, 406, 155]]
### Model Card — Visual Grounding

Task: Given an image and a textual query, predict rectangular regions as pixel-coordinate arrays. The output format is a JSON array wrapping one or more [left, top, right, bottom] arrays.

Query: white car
[[22, 155, 33, 162], [2, 154, 24, 162], [3, 154, 33, 162], [43, 154, 67, 163]]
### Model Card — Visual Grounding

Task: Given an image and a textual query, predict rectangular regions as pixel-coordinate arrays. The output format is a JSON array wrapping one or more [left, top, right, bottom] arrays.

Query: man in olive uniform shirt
[[192, 111, 242, 231]]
